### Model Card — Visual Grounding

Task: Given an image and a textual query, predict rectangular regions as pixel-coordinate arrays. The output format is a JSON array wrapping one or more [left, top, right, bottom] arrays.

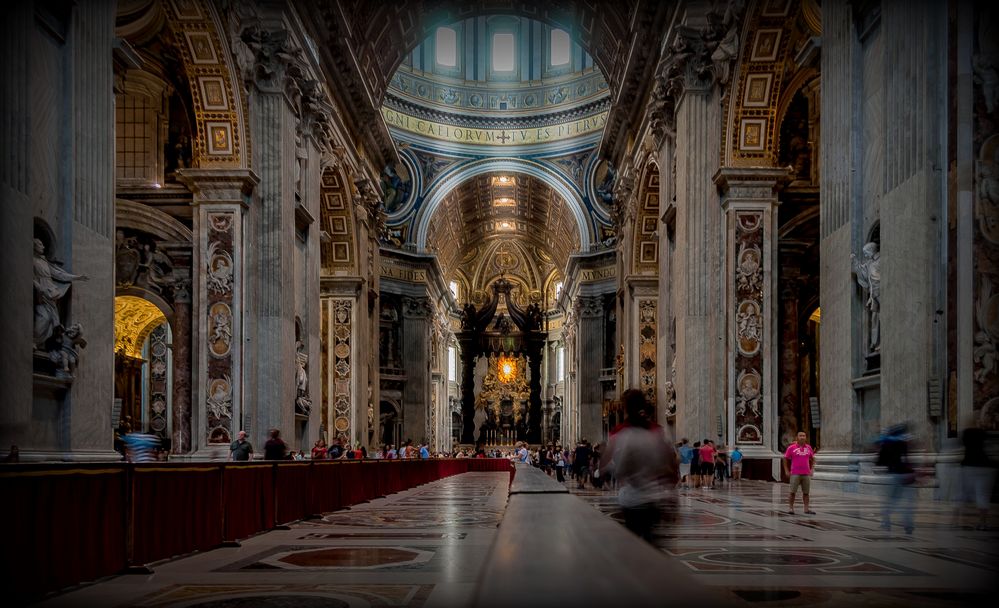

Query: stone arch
[[320, 164, 358, 273], [116, 199, 194, 243], [471, 238, 543, 298], [414, 158, 592, 251], [631, 160, 661, 275], [159, 0, 250, 168], [722, 0, 819, 167]]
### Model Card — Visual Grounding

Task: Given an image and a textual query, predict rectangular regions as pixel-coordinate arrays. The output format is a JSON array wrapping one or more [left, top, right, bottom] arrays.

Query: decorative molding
[[638, 298, 658, 407], [331, 299, 353, 441]]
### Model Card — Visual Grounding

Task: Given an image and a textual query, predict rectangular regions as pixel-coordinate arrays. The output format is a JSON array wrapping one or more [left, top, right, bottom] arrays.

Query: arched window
[[557, 346, 565, 382], [449, 280, 460, 301], [550, 29, 570, 66], [448, 346, 457, 383], [435, 27, 457, 67], [492, 33, 515, 71]]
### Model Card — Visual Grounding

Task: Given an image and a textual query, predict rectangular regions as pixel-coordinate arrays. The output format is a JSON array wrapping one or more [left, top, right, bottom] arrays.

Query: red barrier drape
[[273, 462, 312, 524], [3, 458, 516, 601], [308, 461, 343, 514], [1, 466, 126, 605], [223, 463, 275, 541], [131, 465, 223, 565]]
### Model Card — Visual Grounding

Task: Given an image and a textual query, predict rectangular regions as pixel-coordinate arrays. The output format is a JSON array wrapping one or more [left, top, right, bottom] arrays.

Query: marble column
[[672, 59, 724, 447], [243, 29, 303, 451], [178, 169, 258, 457], [402, 296, 431, 444], [656, 133, 677, 425], [716, 168, 786, 477], [879, 0, 947, 447], [171, 278, 193, 453], [459, 336, 477, 444], [815, 0, 862, 481], [777, 274, 802, 453], [527, 339, 544, 443], [0, 2, 32, 444], [575, 296, 605, 442]]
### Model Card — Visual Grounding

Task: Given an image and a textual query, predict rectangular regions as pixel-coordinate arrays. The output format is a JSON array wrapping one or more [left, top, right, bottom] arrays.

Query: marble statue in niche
[[851, 241, 882, 352], [33, 238, 88, 349], [48, 323, 87, 378], [295, 341, 312, 415]]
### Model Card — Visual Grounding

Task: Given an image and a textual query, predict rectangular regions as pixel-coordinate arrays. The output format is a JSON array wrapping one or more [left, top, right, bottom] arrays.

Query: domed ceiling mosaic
[[380, 15, 618, 305]]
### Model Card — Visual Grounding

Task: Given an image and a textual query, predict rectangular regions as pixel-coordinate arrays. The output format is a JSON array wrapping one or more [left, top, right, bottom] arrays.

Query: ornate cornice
[[383, 93, 611, 130]]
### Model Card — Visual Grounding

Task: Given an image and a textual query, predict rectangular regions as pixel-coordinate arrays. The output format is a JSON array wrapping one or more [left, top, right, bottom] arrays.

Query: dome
[[383, 15, 609, 149]]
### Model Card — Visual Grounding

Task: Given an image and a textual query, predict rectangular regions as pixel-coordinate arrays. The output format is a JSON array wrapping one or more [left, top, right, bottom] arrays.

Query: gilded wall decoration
[[723, 0, 803, 166], [638, 299, 657, 407], [632, 164, 661, 275], [332, 299, 353, 441], [205, 211, 235, 443], [164, 0, 247, 167], [321, 168, 356, 272], [734, 211, 765, 444], [114, 296, 167, 359]]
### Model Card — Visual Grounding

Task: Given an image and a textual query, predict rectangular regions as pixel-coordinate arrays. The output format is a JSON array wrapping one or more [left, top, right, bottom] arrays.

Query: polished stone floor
[[41, 472, 510, 608], [38, 471, 998, 607], [567, 476, 999, 607]]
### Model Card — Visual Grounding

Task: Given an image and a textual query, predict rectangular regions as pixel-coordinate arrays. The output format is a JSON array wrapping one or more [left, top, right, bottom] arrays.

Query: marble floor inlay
[[567, 478, 998, 606], [39, 472, 510, 608], [36, 472, 999, 607]]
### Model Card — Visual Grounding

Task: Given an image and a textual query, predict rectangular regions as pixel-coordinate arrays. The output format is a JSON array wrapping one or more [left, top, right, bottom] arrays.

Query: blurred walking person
[[264, 428, 287, 460], [960, 424, 996, 530], [122, 431, 160, 463], [876, 423, 916, 533], [600, 389, 679, 542]]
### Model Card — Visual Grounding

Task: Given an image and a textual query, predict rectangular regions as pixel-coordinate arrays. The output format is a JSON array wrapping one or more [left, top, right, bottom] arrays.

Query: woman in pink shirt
[[783, 431, 816, 514]]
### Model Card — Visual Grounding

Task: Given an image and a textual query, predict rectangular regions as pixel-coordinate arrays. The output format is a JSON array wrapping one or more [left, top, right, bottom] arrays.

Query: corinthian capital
[[647, 75, 677, 148], [575, 296, 604, 319], [299, 79, 335, 150], [240, 26, 304, 94]]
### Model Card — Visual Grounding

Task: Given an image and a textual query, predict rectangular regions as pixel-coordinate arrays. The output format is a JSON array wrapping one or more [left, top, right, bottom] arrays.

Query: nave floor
[[568, 477, 998, 607], [37, 471, 999, 607], [41, 473, 510, 608]]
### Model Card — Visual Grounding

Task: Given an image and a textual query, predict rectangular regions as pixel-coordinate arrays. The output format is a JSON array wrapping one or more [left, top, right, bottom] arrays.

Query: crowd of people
[[89, 399, 999, 538]]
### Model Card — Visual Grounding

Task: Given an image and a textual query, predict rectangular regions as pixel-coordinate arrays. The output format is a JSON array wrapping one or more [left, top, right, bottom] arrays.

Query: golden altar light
[[498, 355, 516, 383]]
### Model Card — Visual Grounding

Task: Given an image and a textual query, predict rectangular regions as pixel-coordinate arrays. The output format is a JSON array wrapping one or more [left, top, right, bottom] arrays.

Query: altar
[[473, 352, 530, 445], [456, 278, 546, 445]]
